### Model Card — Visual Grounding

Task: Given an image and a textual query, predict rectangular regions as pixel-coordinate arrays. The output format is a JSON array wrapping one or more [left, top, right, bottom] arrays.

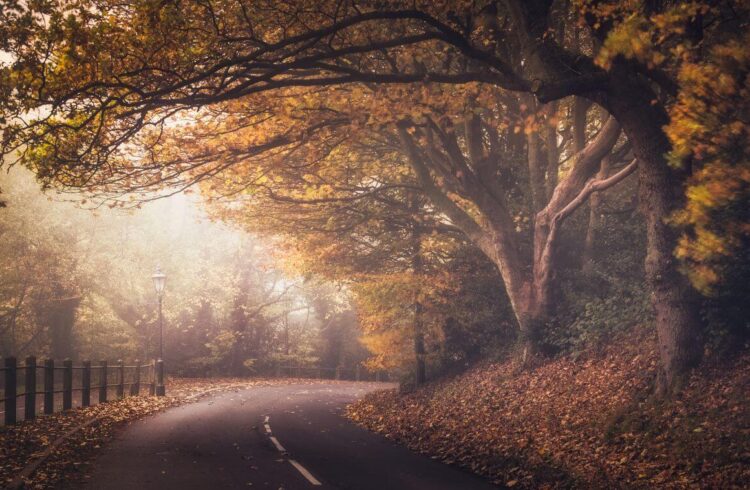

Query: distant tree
[[0, 168, 318, 367]]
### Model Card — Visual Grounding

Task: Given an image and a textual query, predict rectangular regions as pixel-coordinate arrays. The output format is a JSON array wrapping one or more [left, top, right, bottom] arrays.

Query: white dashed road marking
[[289, 459, 323, 486], [264, 416, 323, 486], [269, 436, 286, 452]]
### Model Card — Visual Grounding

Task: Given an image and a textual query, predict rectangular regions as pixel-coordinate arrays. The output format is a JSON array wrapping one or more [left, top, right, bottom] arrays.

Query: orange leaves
[[667, 30, 750, 293], [348, 325, 750, 488], [590, 1, 713, 70], [590, 1, 750, 293]]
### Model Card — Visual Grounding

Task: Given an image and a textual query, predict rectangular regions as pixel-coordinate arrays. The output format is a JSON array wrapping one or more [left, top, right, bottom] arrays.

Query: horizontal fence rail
[[0, 357, 164, 426]]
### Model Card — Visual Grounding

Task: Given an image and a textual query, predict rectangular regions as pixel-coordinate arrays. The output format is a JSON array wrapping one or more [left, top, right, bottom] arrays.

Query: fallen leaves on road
[[347, 326, 750, 489]]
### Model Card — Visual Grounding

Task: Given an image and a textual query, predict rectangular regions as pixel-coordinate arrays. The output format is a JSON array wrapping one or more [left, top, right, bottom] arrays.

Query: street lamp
[[151, 266, 166, 396]]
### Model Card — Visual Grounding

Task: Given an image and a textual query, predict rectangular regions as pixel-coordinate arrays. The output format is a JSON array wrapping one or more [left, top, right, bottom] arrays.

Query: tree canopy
[[1, 0, 749, 392]]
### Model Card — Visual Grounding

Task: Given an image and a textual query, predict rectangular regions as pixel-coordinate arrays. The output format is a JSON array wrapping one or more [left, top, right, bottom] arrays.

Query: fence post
[[24, 356, 36, 421], [356, 364, 361, 382], [155, 359, 165, 396], [99, 360, 108, 403], [117, 360, 124, 399], [376, 371, 381, 382], [335, 366, 341, 380], [275, 364, 281, 378], [149, 361, 155, 395], [44, 359, 54, 414], [82, 360, 91, 407], [63, 359, 73, 410], [4, 357, 17, 425], [131, 360, 141, 396]]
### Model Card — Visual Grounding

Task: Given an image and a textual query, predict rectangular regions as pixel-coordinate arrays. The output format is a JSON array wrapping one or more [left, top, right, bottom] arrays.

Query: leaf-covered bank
[[347, 327, 750, 488]]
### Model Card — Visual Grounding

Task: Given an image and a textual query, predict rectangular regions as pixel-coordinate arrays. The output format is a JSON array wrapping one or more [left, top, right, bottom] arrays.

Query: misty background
[[0, 167, 367, 376]]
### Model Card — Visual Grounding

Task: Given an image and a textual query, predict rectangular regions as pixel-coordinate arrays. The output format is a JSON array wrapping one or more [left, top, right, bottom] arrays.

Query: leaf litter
[[347, 326, 750, 489]]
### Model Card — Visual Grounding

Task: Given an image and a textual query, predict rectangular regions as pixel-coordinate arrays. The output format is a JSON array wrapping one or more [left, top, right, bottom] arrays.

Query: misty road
[[81, 381, 498, 490]]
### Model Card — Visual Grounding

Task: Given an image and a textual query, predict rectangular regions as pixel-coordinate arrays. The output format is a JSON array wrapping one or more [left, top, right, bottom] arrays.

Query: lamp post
[[152, 266, 166, 396]]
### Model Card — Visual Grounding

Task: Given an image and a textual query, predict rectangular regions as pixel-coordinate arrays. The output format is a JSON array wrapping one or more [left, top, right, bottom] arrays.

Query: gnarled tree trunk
[[398, 113, 625, 363]]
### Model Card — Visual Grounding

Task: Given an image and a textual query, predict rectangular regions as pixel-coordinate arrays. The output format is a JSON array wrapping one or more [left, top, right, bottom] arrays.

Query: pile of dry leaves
[[347, 326, 750, 488], [0, 377, 280, 489]]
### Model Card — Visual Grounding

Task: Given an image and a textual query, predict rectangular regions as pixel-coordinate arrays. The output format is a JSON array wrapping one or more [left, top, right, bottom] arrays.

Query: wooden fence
[[0, 357, 164, 426], [275, 364, 387, 382]]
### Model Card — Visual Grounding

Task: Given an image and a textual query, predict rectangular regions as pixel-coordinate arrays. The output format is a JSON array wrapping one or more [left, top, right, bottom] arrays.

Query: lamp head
[[152, 266, 166, 296]]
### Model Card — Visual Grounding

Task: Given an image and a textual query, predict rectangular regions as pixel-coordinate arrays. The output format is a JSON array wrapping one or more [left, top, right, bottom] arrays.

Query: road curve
[[80, 381, 498, 489]]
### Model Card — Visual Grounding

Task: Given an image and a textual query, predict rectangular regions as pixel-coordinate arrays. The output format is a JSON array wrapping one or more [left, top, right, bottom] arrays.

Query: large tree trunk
[[413, 299, 427, 385], [610, 93, 703, 394], [483, 235, 539, 360], [639, 158, 703, 393], [528, 130, 547, 212], [525, 117, 622, 357], [411, 217, 427, 385]]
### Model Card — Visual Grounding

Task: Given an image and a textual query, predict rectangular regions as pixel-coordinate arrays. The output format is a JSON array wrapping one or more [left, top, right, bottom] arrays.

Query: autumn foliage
[[1, 1, 750, 486], [669, 31, 750, 294], [348, 325, 750, 488]]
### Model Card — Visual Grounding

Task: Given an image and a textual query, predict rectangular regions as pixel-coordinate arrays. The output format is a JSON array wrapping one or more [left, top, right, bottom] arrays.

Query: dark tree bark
[[572, 97, 590, 154], [47, 296, 81, 360], [607, 88, 702, 394], [411, 204, 427, 386], [526, 96, 548, 213], [413, 298, 427, 385], [544, 101, 560, 200], [582, 155, 610, 273]]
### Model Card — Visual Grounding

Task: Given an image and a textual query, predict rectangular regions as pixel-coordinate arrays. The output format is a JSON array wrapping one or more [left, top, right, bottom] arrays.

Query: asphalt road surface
[[83, 381, 498, 489]]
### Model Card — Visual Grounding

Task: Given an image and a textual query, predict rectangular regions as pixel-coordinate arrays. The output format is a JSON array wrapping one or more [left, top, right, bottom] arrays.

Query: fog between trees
[[0, 168, 367, 375]]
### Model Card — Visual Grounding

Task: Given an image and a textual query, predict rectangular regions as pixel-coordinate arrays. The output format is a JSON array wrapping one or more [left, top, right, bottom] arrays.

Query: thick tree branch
[[532, 158, 637, 313], [553, 158, 638, 224], [396, 122, 485, 244], [543, 116, 621, 217]]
